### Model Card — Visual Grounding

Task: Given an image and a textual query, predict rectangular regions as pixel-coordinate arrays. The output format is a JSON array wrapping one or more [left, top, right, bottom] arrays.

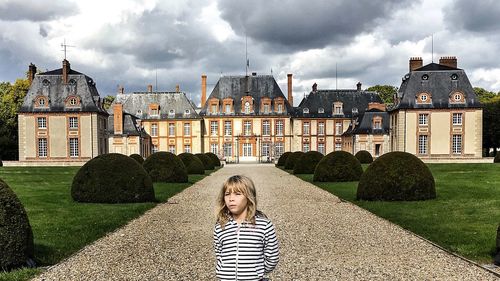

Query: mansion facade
[[18, 56, 483, 163]]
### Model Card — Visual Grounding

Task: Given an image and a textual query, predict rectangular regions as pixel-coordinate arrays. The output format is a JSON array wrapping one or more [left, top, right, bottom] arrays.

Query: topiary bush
[[178, 153, 205, 174], [356, 151, 436, 201], [195, 153, 215, 170], [0, 178, 34, 270], [72, 153, 155, 203], [495, 153, 500, 163], [355, 150, 373, 164], [284, 151, 305, 170], [293, 151, 324, 174], [276, 152, 292, 167], [313, 151, 363, 182], [129, 153, 144, 164], [143, 152, 188, 183], [205, 152, 221, 167]]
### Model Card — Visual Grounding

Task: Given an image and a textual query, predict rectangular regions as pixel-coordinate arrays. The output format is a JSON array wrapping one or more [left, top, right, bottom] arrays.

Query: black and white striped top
[[213, 215, 279, 281]]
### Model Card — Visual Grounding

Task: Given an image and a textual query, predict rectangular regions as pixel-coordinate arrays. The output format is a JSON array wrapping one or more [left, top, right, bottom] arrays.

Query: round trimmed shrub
[[179, 153, 205, 174], [72, 153, 155, 203], [0, 178, 34, 270], [293, 151, 324, 174], [143, 152, 188, 183], [195, 153, 215, 170], [495, 153, 500, 163], [313, 151, 363, 182], [356, 151, 436, 201], [129, 154, 144, 164], [276, 152, 292, 167], [205, 152, 221, 167], [355, 150, 373, 164], [284, 151, 305, 170]]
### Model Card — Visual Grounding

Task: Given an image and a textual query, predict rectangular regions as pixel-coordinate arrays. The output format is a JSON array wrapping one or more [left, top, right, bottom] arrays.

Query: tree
[[482, 96, 500, 157], [474, 87, 497, 103], [103, 95, 115, 110], [366, 85, 398, 105]]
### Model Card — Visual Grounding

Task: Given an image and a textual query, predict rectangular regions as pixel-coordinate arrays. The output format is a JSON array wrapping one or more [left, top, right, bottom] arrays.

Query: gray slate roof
[[295, 89, 383, 118], [107, 113, 149, 137], [112, 92, 201, 120], [199, 75, 293, 116], [392, 62, 481, 110], [343, 109, 390, 135], [19, 67, 107, 114]]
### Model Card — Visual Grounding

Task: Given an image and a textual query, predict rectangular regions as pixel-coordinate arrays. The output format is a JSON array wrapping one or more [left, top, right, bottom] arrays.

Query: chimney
[[118, 85, 124, 94], [312, 82, 317, 93], [28, 63, 36, 85], [62, 59, 70, 84], [252, 72, 257, 76], [367, 102, 386, 111], [113, 103, 123, 134], [201, 74, 207, 107], [356, 82, 362, 91], [439, 56, 457, 68], [287, 74, 293, 106], [176, 84, 180, 92], [409, 57, 423, 72], [147, 84, 153, 93]]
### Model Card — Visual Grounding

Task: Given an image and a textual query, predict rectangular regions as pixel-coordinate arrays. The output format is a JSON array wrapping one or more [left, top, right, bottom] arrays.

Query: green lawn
[[0, 167, 212, 281], [294, 163, 500, 264]]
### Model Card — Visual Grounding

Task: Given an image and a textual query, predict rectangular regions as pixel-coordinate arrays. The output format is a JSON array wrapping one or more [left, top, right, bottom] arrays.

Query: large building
[[18, 60, 109, 163], [389, 57, 482, 159]]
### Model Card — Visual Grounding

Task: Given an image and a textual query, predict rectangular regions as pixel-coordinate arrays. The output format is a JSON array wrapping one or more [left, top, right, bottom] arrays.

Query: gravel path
[[34, 164, 499, 280]]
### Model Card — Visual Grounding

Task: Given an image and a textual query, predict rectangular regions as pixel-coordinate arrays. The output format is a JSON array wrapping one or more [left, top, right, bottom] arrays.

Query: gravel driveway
[[33, 164, 499, 280]]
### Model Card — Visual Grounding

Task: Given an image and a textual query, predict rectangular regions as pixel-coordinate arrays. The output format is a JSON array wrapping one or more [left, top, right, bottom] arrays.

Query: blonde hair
[[216, 175, 265, 229]]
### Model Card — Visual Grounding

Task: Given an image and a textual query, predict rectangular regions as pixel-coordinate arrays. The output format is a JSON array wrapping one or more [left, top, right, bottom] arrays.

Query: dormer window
[[416, 92, 432, 104], [169, 109, 175, 117], [184, 109, 190, 115], [318, 107, 324, 113], [277, 104, 283, 113], [244, 102, 250, 114], [303, 108, 309, 114], [137, 110, 142, 116], [421, 95, 428, 101], [333, 102, 343, 115], [422, 74, 429, 80], [65, 96, 80, 107], [149, 103, 159, 117], [373, 116, 383, 129], [451, 74, 458, 80], [68, 79, 77, 94], [35, 96, 48, 108], [450, 91, 465, 103], [42, 79, 50, 95]]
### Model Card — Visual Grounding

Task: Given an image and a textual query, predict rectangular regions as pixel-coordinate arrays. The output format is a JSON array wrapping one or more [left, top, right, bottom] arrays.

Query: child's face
[[224, 189, 248, 217]]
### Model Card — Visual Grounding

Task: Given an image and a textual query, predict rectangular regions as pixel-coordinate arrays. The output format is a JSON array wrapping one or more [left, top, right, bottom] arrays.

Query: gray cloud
[[445, 0, 500, 33], [0, 0, 78, 21]]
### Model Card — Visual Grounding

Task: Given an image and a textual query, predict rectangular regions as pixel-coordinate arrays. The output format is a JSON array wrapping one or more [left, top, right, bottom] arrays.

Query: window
[[211, 143, 218, 154], [243, 143, 252, 156], [318, 108, 324, 114], [277, 104, 283, 113], [244, 121, 252, 136], [303, 108, 309, 114], [454, 94, 462, 101], [419, 114, 428, 126], [262, 120, 270, 136], [211, 104, 217, 114], [35, 96, 48, 108], [335, 122, 342, 135], [335, 143, 342, 151], [318, 143, 325, 155], [151, 108, 159, 116], [244, 102, 251, 114], [69, 97, 78, 106], [151, 124, 158, 137], [318, 122, 325, 135], [302, 142, 310, 152], [184, 123, 190, 136], [452, 135, 462, 154], [223, 143, 232, 157], [373, 120, 382, 129], [210, 121, 218, 136], [303, 122, 310, 135], [38, 138, 47, 157], [453, 113, 462, 125], [184, 144, 191, 153], [421, 94, 428, 102], [168, 123, 175, 136], [334, 103, 343, 115], [225, 104, 231, 114], [275, 142, 284, 157], [224, 121, 232, 136], [263, 104, 270, 114], [169, 145, 176, 154], [418, 135, 428, 154], [69, 117, 78, 129], [262, 143, 270, 156], [276, 120, 283, 136], [152, 145, 159, 153], [168, 109, 175, 117], [184, 109, 190, 115], [37, 117, 47, 129], [69, 138, 79, 157]]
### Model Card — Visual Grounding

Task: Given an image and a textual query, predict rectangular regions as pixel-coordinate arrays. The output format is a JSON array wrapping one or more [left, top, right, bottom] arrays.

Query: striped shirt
[[213, 215, 279, 281]]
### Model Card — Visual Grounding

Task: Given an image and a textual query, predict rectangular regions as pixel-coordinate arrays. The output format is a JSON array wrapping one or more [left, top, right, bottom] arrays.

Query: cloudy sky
[[1, 0, 500, 105]]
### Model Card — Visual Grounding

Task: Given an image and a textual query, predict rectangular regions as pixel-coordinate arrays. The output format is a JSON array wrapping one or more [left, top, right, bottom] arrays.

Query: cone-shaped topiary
[[205, 152, 221, 167], [495, 153, 500, 163], [284, 151, 305, 170], [143, 152, 188, 183], [313, 151, 363, 182], [356, 151, 436, 201], [195, 153, 215, 170], [0, 178, 34, 270], [276, 152, 292, 167], [293, 151, 324, 174], [179, 153, 205, 174], [72, 153, 155, 203], [355, 150, 373, 164], [129, 153, 144, 164]]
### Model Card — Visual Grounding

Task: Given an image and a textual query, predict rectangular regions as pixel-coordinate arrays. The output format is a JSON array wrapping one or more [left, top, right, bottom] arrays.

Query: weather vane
[[61, 38, 75, 60]]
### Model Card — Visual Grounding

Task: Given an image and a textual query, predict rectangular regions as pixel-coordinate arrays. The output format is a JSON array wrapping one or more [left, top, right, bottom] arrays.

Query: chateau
[[18, 56, 483, 163]]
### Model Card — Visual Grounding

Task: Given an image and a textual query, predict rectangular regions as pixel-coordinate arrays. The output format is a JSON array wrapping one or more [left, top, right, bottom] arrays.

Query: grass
[[293, 163, 500, 264], [0, 167, 213, 281]]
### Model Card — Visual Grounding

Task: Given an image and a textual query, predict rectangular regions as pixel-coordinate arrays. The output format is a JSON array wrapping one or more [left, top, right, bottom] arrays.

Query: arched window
[[244, 101, 250, 114], [66, 96, 80, 107]]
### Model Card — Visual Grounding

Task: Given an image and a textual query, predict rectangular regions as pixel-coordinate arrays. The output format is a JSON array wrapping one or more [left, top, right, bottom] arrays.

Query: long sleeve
[[263, 221, 279, 273], [213, 224, 222, 269]]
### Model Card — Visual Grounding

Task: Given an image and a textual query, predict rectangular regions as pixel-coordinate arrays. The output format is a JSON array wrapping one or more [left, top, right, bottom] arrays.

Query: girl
[[213, 175, 279, 281]]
